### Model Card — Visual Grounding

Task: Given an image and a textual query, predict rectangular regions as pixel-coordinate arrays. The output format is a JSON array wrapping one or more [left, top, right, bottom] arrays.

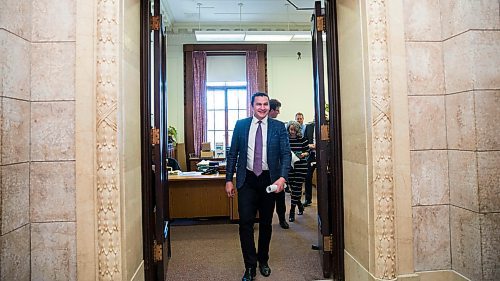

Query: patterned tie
[[253, 121, 263, 176]]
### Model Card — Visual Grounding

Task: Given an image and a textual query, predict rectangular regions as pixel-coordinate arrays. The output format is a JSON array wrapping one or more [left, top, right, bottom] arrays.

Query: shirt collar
[[252, 115, 268, 126]]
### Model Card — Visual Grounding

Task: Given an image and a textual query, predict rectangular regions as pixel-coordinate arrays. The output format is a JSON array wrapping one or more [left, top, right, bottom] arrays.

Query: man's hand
[[225, 181, 235, 198], [272, 177, 287, 193]]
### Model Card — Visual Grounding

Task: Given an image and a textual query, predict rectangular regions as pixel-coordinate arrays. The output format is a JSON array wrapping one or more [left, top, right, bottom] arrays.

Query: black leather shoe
[[259, 263, 271, 277], [242, 267, 256, 281], [279, 220, 289, 229], [289, 213, 295, 222], [303, 200, 312, 207]]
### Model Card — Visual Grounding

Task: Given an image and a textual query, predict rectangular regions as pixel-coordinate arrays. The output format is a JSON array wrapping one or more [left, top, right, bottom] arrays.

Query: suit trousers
[[274, 190, 286, 222], [238, 169, 274, 268]]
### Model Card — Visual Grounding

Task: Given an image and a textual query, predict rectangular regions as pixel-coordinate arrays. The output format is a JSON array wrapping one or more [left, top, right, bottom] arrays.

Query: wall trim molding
[[95, 0, 122, 279], [346, 251, 413, 281], [366, 0, 397, 278], [346, 251, 469, 281], [130, 261, 145, 281]]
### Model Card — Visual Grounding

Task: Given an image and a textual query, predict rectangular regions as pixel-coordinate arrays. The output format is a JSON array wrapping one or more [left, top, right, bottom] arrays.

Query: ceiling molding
[[160, 0, 174, 29]]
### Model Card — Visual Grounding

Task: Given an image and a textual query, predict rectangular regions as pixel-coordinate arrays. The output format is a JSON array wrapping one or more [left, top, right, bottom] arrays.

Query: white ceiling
[[162, 0, 320, 31]]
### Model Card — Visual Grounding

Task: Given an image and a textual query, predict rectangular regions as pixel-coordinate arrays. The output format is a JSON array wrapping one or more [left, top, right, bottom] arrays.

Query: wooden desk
[[168, 174, 238, 220]]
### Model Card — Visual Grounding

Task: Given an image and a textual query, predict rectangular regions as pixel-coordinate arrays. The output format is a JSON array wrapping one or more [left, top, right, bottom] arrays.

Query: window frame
[[206, 84, 247, 149]]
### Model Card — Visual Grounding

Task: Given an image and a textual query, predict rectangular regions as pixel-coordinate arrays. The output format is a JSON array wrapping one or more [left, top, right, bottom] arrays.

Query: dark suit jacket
[[226, 117, 291, 189], [304, 122, 315, 144], [304, 122, 316, 162]]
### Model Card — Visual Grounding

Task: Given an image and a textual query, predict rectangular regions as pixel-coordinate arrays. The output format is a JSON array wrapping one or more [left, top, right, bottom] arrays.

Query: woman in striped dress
[[286, 120, 310, 222]]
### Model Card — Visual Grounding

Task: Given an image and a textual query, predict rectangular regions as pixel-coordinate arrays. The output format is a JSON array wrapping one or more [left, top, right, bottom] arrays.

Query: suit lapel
[[266, 119, 273, 146], [243, 117, 252, 153]]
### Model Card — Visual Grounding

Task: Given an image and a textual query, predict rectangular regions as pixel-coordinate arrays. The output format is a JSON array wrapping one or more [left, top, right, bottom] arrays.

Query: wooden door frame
[[139, 0, 170, 280], [140, 0, 155, 279], [312, 0, 345, 279], [325, 0, 345, 279], [311, 2, 332, 276]]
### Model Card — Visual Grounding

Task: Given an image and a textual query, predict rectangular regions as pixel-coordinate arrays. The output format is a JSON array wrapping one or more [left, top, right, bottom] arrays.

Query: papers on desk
[[196, 160, 211, 166], [179, 171, 203, 176]]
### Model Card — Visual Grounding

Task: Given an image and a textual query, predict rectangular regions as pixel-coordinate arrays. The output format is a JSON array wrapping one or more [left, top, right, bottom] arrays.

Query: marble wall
[[404, 0, 500, 280], [31, 0, 77, 278], [0, 0, 76, 280], [0, 0, 32, 280]]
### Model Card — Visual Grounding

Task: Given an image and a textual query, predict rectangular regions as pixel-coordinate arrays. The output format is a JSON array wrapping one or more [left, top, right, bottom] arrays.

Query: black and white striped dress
[[288, 136, 309, 207]]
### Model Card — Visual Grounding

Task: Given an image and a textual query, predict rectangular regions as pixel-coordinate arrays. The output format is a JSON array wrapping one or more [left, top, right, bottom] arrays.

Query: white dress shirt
[[247, 116, 269, 172]]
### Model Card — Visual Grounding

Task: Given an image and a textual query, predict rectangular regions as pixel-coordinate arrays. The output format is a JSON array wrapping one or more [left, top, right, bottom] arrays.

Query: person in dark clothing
[[268, 99, 281, 119], [268, 99, 289, 229], [303, 121, 316, 206]]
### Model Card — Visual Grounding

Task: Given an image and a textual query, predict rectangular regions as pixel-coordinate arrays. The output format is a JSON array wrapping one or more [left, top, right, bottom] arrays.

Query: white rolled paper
[[266, 184, 278, 193]]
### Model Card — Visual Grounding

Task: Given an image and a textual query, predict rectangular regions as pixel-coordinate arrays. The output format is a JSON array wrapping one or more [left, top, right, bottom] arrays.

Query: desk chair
[[167, 158, 181, 171]]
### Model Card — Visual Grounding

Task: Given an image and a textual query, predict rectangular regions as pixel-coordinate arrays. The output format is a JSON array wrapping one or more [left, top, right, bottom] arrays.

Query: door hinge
[[323, 235, 333, 252], [316, 16, 325, 32], [150, 15, 161, 31], [151, 127, 160, 145], [153, 240, 163, 262]]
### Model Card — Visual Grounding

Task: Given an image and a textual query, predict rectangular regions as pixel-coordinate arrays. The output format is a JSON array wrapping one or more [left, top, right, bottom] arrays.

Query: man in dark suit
[[226, 92, 291, 281], [303, 121, 316, 206], [268, 99, 289, 230]]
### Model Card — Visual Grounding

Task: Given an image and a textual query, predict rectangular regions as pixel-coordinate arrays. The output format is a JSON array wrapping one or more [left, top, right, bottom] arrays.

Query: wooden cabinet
[[168, 174, 237, 220]]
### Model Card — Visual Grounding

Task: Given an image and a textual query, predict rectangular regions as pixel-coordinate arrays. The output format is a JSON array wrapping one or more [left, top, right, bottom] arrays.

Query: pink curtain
[[246, 51, 259, 116], [192, 51, 207, 156]]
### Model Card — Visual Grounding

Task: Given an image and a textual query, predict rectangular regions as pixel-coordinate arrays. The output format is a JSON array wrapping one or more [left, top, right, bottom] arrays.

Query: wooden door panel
[[141, 0, 170, 279], [324, 1, 345, 279], [312, 1, 332, 278], [311, 1, 345, 279]]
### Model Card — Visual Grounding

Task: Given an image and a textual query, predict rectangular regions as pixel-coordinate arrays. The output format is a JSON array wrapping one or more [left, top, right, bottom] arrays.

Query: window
[[206, 81, 247, 150], [183, 44, 266, 160]]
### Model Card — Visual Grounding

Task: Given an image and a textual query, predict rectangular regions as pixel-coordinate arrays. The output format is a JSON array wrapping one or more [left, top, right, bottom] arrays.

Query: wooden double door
[[139, 0, 345, 280]]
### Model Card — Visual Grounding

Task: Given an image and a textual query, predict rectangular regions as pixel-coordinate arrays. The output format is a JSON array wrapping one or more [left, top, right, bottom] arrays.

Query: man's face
[[253, 96, 270, 120], [269, 106, 280, 118], [295, 114, 304, 125]]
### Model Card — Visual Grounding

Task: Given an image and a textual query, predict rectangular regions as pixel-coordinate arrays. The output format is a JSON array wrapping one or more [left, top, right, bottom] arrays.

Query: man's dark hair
[[251, 92, 269, 106], [269, 99, 282, 111]]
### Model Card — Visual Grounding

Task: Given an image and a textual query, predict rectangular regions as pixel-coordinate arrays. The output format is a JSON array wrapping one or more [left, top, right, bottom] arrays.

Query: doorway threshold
[[170, 216, 231, 226]]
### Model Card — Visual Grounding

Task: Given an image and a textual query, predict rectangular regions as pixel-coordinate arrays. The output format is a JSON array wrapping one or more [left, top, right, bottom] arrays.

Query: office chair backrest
[[167, 158, 181, 171]]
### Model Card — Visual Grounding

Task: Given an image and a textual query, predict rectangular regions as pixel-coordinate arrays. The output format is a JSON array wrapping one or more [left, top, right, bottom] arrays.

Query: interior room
[[161, 1, 325, 280], [1, 0, 498, 280]]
